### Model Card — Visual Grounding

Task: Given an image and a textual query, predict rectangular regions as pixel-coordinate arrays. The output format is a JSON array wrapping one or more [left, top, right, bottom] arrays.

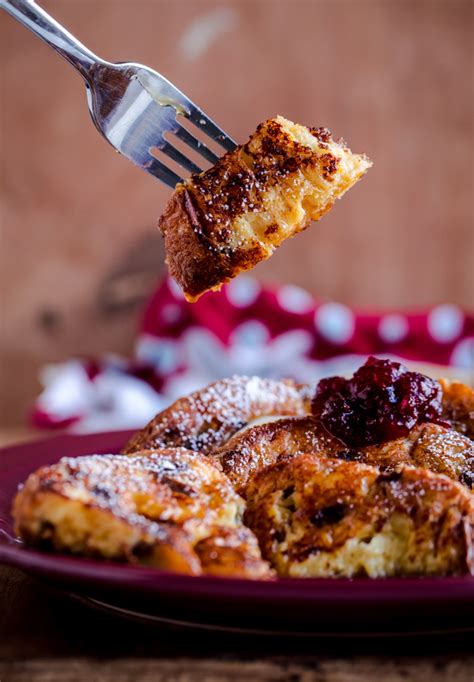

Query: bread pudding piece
[[159, 116, 372, 301], [123, 375, 311, 455], [408, 423, 474, 488], [194, 526, 274, 579], [13, 448, 272, 578], [213, 416, 336, 496], [214, 417, 474, 496], [440, 379, 474, 439], [244, 454, 474, 578]]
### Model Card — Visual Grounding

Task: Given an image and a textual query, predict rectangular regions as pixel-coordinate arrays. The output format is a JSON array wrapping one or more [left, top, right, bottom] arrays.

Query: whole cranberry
[[312, 357, 443, 447]]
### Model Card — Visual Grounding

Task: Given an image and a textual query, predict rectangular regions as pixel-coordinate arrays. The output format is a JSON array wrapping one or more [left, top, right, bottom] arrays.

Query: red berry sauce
[[312, 356, 444, 447]]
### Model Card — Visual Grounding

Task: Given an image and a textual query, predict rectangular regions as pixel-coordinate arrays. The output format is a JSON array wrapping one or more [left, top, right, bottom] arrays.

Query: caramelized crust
[[13, 449, 272, 578], [194, 526, 275, 579], [123, 376, 311, 455], [159, 116, 371, 301], [13, 374, 474, 580], [244, 454, 474, 578], [409, 423, 474, 488], [440, 379, 474, 439], [214, 416, 474, 495], [214, 416, 336, 495], [213, 376, 474, 495]]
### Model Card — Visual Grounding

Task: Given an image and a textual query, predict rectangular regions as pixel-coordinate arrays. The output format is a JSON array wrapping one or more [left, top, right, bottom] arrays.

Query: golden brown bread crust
[[212, 376, 474, 495], [409, 423, 474, 487], [194, 526, 275, 579], [244, 454, 474, 578], [13, 374, 474, 580], [123, 376, 311, 455], [13, 448, 272, 578], [440, 379, 474, 439], [159, 176, 267, 302], [159, 116, 371, 301], [214, 416, 474, 495], [124, 374, 470, 460], [214, 416, 335, 495]]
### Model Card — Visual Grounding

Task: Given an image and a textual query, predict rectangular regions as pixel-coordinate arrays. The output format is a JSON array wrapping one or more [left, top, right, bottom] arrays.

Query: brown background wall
[[0, 0, 473, 427]]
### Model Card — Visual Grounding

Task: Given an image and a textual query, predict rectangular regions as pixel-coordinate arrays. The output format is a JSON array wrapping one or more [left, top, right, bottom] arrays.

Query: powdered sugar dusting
[[124, 376, 310, 454], [16, 448, 247, 554]]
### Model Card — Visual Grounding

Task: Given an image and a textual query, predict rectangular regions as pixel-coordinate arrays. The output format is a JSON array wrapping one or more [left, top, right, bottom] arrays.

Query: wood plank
[[1, 657, 473, 682]]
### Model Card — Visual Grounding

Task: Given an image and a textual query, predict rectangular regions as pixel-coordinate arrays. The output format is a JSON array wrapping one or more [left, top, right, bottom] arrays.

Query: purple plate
[[1, 431, 473, 636]]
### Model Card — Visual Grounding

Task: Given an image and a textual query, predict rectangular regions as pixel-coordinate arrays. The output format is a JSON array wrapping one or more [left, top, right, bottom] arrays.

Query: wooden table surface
[[2, 564, 474, 681], [1, 432, 474, 682]]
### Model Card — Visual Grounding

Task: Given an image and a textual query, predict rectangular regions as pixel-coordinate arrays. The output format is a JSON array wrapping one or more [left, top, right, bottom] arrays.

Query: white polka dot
[[427, 304, 464, 343], [161, 304, 182, 324], [226, 276, 261, 307], [315, 303, 355, 345], [277, 285, 314, 314], [378, 314, 409, 344], [168, 277, 185, 300], [450, 337, 474, 369], [135, 335, 180, 373], [231, 320, 269, 346]]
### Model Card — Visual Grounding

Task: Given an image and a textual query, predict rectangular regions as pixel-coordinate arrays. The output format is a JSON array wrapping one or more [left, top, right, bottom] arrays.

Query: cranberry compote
[[312, 357, 443, 447]]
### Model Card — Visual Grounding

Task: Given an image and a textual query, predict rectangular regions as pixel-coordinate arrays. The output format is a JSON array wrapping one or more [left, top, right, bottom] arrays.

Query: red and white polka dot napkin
[[32, 276, 474, 433]]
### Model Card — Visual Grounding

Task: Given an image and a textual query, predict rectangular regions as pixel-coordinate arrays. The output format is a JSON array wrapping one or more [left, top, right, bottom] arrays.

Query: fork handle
[[0, 0, 103, 79]]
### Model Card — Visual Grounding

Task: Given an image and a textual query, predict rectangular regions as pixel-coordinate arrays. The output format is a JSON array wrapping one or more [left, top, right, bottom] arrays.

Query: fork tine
[[186, 108, 237, 153], [143, 156, 184, 188], [174, 124, 221, 165], [160, 141, 203, 175]]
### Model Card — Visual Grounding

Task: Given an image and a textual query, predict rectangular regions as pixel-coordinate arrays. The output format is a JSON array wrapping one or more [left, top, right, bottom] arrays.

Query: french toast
[[194, 526, 273, 578], [159, 116, 372, 301], [123, 375, 311, 455], [13, 448, 272, 578], [244, 454, 474, 578], [440, 379, 474, 440], [213, 417, 474, 496], [13, 368, 474, 580]]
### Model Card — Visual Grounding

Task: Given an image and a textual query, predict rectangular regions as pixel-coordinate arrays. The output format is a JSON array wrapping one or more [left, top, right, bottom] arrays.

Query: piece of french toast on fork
[[159, 116, 371, 301]]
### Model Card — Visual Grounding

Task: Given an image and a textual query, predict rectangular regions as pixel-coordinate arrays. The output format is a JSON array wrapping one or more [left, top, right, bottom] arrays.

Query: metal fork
[[0, 0, 237, 188]]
